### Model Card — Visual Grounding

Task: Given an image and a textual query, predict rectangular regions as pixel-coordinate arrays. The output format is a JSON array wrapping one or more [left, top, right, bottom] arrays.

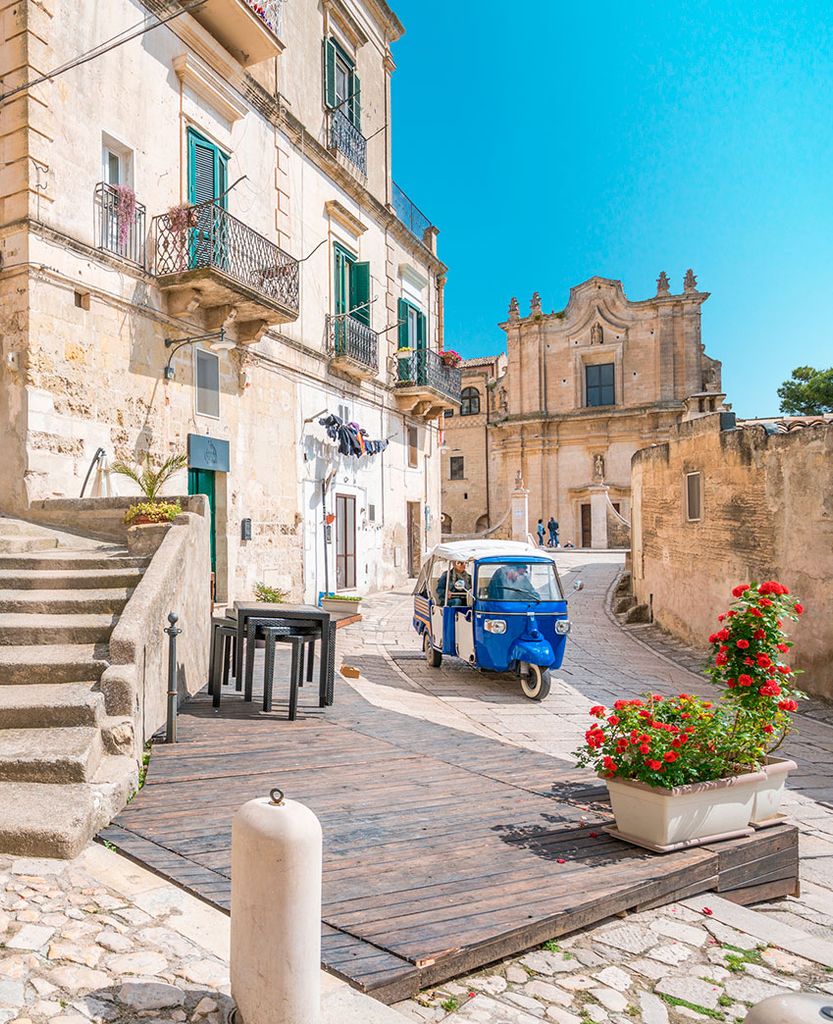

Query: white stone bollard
[[231, 788, 322, 1024], [744, 994, 833, 1022]]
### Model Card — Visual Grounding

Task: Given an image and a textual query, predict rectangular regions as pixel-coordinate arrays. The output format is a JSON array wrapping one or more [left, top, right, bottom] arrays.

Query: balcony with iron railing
[[392, 181, 434, 247], [187, 0, 284, 66], [151, 200, 299, 341], [95, 183, 147, 267], [329, 108, 367, 177], [395, 348, 462, 419], [327, 314, 378, 381]]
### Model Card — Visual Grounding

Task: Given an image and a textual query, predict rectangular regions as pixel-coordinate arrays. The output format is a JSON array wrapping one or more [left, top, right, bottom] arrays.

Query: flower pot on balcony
[[749, 756, 797, 828], [604, 769, 766, 852]]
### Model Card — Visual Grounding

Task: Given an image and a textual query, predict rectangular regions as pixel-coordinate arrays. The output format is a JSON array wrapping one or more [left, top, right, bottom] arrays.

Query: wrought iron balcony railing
[[392, 181, 433, 243], [244, 0, 283, 36], [396, 348, 462, 403], [151, 201, 299, 315], [95, 183, 147, 267], [329, 108, 367, 176], [328, 314, 378, 373]]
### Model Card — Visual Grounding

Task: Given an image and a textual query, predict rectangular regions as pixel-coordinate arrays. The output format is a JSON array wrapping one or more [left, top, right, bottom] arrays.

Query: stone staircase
[[0, 515, 149, 857]]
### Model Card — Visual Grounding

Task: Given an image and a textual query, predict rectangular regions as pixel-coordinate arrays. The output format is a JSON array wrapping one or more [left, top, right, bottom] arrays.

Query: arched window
[[460, 387, 480, 416]]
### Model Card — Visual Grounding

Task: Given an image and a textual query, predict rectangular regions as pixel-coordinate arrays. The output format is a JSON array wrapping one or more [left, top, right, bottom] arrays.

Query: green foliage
[[324, 593, 362, 602], [112, 451, 188, 500], [440, 997, 458, 1012], [254, 582, 289, 603], [777, 365, 833, 415], [718, 994, 732, 1006], [124, 500, 182, 525], [659, 993, 725, 1020]]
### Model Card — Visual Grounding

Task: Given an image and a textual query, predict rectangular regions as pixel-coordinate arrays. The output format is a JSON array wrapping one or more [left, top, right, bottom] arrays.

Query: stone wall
[[631, 414, 833, 699]]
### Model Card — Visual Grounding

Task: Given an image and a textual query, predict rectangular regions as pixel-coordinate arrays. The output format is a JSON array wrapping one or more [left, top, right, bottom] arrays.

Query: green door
[[188, 468, 216, 573]]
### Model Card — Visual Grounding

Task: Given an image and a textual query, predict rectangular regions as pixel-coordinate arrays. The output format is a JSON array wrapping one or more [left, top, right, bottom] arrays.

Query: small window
[[102, 135, 133, 187], [449, 456, 464, 480], [368, 504, 376, 523], [444, 408, 454, 419], [585, 363, 615, 407], [686, 472, 702, 522], [195, 348, 220, 418], [407, 426, 418, 468], [460, 387, 480, 416]]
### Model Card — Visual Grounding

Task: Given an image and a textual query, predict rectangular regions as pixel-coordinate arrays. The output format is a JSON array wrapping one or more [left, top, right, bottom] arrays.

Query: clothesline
[[318, 413, 390, 458]]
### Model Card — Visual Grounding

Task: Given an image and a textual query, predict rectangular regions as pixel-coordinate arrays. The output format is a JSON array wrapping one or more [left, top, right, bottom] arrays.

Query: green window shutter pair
[[334, 243, 370, 325], [187, 128, 228, 207], [323, 36, 361, 129], [396, 299, 427, 349]]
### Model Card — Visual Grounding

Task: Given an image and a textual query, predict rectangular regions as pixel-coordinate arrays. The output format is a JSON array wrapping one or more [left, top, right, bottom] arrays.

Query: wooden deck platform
[[102, 678, 799, 1004]]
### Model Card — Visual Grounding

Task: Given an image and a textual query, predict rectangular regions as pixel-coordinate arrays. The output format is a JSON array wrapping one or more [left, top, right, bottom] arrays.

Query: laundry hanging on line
[[318, 414, 390, 458]]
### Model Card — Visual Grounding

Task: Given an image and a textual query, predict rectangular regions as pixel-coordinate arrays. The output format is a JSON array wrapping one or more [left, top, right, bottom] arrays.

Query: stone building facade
[[631, 414, 833, 699], [442, 274, 724, 547], [0, 0, 461, 601]]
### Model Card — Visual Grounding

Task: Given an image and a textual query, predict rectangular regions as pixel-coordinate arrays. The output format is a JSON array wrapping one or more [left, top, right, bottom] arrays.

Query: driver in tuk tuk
[[437, 560, 471, 606], [486, 563, 539, 602]]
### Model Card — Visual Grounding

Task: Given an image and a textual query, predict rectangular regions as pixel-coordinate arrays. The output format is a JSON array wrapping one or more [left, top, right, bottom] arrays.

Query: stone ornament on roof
[[530, 292, 542, 316], [656, 271, 670, 296], [684, 268, 698, 293], [508, 296, 520, 321]]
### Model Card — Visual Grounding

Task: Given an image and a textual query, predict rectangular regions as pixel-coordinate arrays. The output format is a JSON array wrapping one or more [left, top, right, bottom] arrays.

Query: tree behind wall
[[777, 366, 833, 415]]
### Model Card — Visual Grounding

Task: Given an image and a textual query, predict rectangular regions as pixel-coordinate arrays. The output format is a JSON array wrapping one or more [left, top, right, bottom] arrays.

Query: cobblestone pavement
[[0, 846, 405, 1024], [337, 551, 833, 1023]]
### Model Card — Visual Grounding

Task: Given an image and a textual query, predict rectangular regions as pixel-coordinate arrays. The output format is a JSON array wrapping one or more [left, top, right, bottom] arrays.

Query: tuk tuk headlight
[[555, 620, 571, 635], [484, 619, 507, 635]]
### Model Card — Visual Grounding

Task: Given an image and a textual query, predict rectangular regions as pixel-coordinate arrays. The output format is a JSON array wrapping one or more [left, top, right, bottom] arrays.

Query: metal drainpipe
[[484, 371, 491, 529]]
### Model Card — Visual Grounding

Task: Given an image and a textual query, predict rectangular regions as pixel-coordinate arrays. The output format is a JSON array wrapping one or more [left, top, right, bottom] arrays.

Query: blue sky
[[390, 1, 833, 418]]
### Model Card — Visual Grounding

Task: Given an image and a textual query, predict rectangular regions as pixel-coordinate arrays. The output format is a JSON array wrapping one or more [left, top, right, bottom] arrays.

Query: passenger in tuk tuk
[[486, 563, 540, 602], [436, 560, 471, 606]]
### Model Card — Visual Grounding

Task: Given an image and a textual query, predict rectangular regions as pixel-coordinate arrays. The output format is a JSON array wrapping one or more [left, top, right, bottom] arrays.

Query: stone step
[[0, 683, 104, 728], [0, 757, 137, 857], [0, 567, 145, 590], [0, 726, 102, 783], [0, 518, 63, 537], [0, 613, 118, 646], [0, 644, 110, 684], [0, 588, 131, 614], [0, 551, 147, 572], [0, 536, 59, 553]]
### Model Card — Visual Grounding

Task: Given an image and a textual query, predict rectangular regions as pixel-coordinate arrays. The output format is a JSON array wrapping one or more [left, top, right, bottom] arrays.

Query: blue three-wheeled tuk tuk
[[412, 540, 580, 700]]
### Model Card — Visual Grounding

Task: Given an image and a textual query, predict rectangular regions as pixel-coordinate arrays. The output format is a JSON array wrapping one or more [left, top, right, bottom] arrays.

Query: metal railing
[[151, 201, 300, 315], [396, 348, 462, 403], [95, 183, 147, 266], [328, 314, 378, 372], [392, 181, 433, 243], [244, 0, 283, 36], [329, 108, 367, 176]]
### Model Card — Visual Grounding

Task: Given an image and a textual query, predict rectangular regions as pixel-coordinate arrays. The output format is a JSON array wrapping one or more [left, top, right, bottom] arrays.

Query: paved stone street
[[338, 550, 833, 1023]]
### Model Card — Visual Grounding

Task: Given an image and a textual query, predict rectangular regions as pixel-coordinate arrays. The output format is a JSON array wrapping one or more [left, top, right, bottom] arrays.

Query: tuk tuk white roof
[[428, 540, 550, 563]]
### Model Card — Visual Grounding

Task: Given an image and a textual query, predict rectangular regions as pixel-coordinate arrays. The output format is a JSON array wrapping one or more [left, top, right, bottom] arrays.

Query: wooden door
[[580, 503, 592, 548], [335, 494, 356, 590], [407, 501, 421, 577]]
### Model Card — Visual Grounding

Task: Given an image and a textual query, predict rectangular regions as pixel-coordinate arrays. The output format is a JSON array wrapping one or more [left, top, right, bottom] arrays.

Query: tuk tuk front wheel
[[520, 664, 551, 701], [424, 631, 442, 668]]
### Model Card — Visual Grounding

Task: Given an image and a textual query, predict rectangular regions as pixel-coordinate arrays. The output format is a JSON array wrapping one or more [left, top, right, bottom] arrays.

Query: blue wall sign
[[188, 434, 230, 473]]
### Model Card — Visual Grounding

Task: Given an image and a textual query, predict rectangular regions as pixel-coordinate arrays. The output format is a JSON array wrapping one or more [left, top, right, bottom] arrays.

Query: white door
[[455, 609, 475, 664], [429, 560, 447, 650]]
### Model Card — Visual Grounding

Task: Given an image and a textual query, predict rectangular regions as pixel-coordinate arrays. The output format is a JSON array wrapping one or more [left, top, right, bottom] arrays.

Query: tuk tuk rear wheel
[[521, 664, 551, 701], [424, 631, 442, 668]]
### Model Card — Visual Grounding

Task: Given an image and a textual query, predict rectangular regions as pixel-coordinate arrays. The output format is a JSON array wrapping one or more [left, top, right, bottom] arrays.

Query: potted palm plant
[[111, 452, 188, 525], [575, 581, 804, 851]]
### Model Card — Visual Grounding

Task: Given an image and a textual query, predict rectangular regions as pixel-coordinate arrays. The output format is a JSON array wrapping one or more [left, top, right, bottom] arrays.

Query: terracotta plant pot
[[749, 756, 797, 828], [604, 768, 767, 852]]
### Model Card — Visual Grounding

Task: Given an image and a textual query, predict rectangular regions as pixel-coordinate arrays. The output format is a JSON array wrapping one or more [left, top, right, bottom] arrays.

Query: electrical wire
[[0, 0, 208, 105]]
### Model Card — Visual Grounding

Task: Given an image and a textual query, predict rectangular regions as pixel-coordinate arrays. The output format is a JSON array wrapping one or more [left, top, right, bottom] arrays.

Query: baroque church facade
[[441, 273, 725, 548]]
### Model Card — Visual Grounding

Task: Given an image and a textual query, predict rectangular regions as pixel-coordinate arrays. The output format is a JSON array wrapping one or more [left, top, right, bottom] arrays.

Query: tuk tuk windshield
[[477, 561, 563, 603]]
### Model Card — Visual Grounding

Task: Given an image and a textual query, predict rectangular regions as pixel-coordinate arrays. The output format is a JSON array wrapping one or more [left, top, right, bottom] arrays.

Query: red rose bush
[[575, 581, 805, 789]]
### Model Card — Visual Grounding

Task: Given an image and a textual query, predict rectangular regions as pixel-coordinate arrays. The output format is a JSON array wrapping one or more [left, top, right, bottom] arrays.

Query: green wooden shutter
[[333, 244, 350, 315], [187, 129, 228, 207], [324, 38, 337, 108], [416, 310, 426, 350], [397, 298, 408, 348], [350, 261, 370, 325], [351, 72, 361, 130]]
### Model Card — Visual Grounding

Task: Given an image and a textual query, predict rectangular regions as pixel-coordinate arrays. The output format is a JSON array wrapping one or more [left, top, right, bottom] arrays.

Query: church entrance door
[[580, 503, 592, 548]]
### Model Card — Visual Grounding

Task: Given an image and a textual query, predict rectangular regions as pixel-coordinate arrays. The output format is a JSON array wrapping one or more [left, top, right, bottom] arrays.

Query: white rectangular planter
[[321, 598, 362, 614], [604, 769, 767, 852], [750, 756, 796, 827]]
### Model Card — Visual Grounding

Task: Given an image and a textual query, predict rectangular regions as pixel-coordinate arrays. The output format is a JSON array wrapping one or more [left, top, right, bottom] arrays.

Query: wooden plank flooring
[[103, 676, 799, 1003]]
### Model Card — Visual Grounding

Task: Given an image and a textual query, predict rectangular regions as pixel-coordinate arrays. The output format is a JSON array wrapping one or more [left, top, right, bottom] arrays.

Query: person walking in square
[[547, 516, 559, 548], [536, 518, 545, 547]]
